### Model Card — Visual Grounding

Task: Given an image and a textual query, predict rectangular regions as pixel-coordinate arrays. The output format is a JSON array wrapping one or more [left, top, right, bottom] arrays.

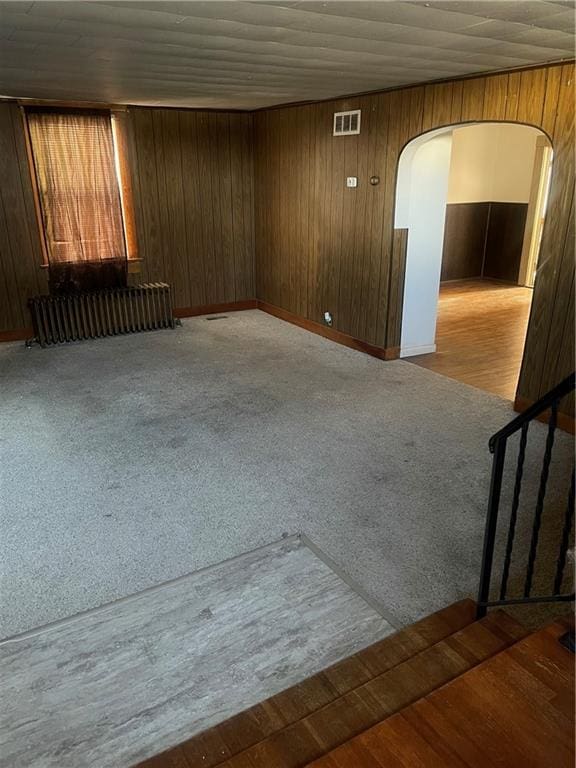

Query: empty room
[[0, 2, 574, 767]]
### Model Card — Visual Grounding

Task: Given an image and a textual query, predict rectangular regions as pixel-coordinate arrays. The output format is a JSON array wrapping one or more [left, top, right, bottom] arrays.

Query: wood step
[[139, 606, 526, 768], [135, 599, 477, 768], [305, 618, 574, 768], [218, 610, 526, 768]]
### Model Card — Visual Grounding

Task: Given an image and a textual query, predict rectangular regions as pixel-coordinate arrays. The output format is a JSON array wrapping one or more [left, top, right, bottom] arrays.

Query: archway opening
[[395, 122, 552, 401]]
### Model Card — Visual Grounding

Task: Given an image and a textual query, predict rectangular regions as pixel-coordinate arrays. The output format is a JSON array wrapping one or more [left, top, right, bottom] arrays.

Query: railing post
[[476, 438, 507, 619]]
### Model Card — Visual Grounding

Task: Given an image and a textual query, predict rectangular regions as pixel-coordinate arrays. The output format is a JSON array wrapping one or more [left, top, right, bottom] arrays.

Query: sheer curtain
[[27, 110, 127, 265]]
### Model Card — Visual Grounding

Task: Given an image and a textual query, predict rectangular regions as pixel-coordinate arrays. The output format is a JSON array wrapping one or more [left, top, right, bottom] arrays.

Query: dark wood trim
[[0, 327, 33, 343], [14, 98, 127, 111], [174, 299, 257, 317], [110, 110, 139, 261], [1, 97, 247, 115], [19, 106, 49, 267], [257, 300, 399, 361], [514, 395, 575, 435]]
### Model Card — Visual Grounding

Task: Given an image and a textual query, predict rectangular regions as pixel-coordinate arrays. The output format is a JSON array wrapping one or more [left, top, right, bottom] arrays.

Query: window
[[26, 109, 129, 265]]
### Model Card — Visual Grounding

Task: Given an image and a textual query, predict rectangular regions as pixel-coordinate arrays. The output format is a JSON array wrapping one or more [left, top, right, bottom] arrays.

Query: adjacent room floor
[[0, 309, 569, 639], [410, 279, 533, 400]]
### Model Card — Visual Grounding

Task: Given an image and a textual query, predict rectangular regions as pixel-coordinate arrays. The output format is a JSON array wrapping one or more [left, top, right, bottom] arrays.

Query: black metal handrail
[[476, 372, 575, 619]]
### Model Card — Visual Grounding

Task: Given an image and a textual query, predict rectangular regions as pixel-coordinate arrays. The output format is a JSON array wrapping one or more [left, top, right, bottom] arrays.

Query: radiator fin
[[28, 283, 175, 347]]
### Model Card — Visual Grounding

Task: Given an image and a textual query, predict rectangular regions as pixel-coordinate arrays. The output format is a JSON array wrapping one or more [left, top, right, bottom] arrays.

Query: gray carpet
[[0, 309, 572, 638]]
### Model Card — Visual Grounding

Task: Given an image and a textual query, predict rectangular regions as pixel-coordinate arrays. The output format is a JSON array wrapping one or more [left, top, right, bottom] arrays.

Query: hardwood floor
[[307, 619, 574, 768], [409, 279, 533, 401]]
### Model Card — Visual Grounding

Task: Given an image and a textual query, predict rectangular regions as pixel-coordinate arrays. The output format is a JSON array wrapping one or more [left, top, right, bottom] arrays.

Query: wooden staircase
[[134, 599, 574, 768]]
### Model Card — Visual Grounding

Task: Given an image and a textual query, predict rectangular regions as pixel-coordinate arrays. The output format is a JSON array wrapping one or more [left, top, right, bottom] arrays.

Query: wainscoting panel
[[483, 202, 529, 283], [441, 203, 490, 282], [442, 202, 529, 284]]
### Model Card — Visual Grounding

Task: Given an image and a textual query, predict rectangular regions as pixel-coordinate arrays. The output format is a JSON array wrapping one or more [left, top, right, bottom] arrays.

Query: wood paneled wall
[[254, 63, 575, 411], [0, 102, 48, 332], [0, 105, 255, 333], [126, 108, 255, 309]]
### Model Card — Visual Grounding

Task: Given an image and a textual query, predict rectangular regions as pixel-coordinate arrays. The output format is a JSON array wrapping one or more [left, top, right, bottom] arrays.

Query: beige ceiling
[[0, 1, 574, 110]]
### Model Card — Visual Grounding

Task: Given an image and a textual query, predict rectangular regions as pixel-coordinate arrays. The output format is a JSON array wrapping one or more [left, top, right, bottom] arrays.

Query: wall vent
[[333, 110, 361, 136]]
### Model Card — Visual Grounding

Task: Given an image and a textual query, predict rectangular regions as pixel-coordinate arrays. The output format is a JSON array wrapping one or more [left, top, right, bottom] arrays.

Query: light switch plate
[[346, 176, 358, 188]]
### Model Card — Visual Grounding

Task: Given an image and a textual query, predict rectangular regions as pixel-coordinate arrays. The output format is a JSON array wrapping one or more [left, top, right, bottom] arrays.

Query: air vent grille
[[333, 109, 361, 136]]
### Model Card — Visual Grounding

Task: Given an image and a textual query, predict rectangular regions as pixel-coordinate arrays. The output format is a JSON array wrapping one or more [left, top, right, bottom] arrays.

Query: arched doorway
[[395, 122, 552, 400]]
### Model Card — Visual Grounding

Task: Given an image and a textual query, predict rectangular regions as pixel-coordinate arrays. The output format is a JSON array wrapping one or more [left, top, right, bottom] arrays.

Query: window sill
[[39, 259, 142, 269]]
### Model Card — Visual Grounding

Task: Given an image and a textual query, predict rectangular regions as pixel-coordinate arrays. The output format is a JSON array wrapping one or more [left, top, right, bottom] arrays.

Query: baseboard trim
[[514, 395, 575, 435], [0, 328, 33, 343], [401, 343, 437, 357], [174, 299, 258, 318], [257, 300, 399, 361]]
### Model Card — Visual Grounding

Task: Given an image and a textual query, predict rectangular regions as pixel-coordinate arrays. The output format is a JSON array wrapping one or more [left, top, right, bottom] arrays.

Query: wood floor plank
[[180, 727, 232, 767], [326, 740, 383, 768], [307, 620, 574, 768], [137, 746, 192, 768], [217, 611, 525, 768]]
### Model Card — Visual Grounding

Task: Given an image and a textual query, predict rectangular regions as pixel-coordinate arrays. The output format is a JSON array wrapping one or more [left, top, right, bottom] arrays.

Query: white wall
[[447, 123, 541, 204], [397, 132, 453, 357]]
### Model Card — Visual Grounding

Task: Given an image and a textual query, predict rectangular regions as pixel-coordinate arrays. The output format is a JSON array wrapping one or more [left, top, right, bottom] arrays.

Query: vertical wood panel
[[421, 85, 435, 133], [386, 228, 409, 349], [460, 77, 486, 122], [540, 195, 575, 392], [0, 197, 20, 329], [125, 107, 255, 311], [482, 73, 509, 121], [520, 64, 575, 409], [161, 110, 190, 307], [0, 102, 44, 330], [130, 109, 163, 284], [505, 71, 522, 121], [308, 103, 327, 323], [232, 113, 254, 300], [375, 90, 402, 346], [541, 65, 563, 139], [431, 82, 454, 128], [179, 111, 206, 306], [352, 96, 377, 340], [517, 68, 547, 126], [338, 118, 361, 335], [450, 80, 464, 124], [215, 114, 233, 303]]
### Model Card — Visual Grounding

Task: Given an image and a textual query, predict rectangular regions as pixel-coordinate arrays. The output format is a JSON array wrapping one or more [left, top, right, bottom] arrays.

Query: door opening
[[395, 122, 552, 401]]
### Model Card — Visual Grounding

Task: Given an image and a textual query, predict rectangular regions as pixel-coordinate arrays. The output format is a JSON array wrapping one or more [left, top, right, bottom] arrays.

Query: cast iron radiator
[[28, 283, 176, 348]]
